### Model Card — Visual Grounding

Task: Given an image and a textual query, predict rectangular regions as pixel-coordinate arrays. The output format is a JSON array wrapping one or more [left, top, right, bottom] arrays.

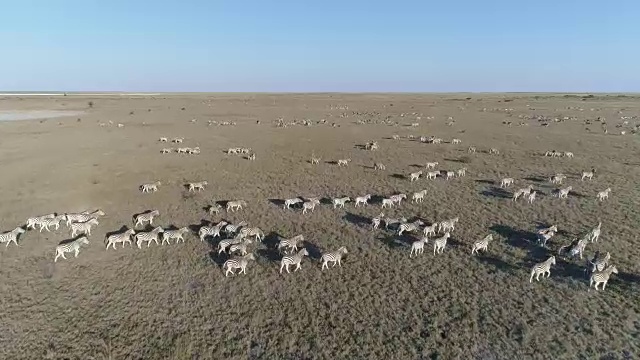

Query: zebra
[[280, 248, 309, 273], [0, 227, 26, 247], [277, 234, 305, 254], [549, 174, 566, 184], [70, 218, 99, 237], [410, 171, 422, 182], [456, 168, 467, 177], [218, 236, 245, 254], [597, 188, 611, 201], [581, 169, 595, 181], [65, 210, 106, 227], [410, 237, 428, 258], [311, 156, 320, 165], [527, 191, 537, 204], [433, 233, 451, 255], [224, 221, 247, 236], [332, 197, 351, 209], [188, 181, 208, 192], [159, 137, 168, 142], [374, 163, 386, 170], [411, 190, 427, 203], [54, 236, 90, 262], [160, 148, 173, 154], [398, 220, 424, 236], [384, 217, 407, 230], [39, 215, 67, 232], [381, 198, 395, 208], [559, 237, 589, 260], [590, 265, 618, 290], [134, 227, 164, 248], [445, 171, 455, 180], [162, 227, 189, 244], [229, 239, 253, 256], [589, 222, 602, 242], [423, 223, 437, 237], [468, 146, 476, 153], [172, 137, 184, 143], [489, 148, 500, 155], [438, 217, 459, 233], [557, 186, 573, 199], [588, 251, 611, 273], [354, 194, 371, 207], [208, 204, 222, 215], [133, 210, 160, 228], [238, 227, 264, 242], [199, 221, 228, 241], [529, 256, 556, 282], [302, 199, 320, 214], [284, 198, 303, 209], [223, 253, 256, 276], [140, 181, 161, 193], [537, 230, 555, 248], [226, 200, 247, 212], [105, 229, 135, 250], [500, 178, 514, 188], [371, 213, 384, 230], [26, 213, 56, 230], [321, 247, 348, 270], [337, 159, 351, 166], [390, 194, 407, 204], [425, 162, 439, 169], [471, 234, 493, 255]]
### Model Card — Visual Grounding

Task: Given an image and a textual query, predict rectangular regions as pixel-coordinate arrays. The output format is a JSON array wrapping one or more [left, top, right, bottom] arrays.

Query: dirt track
[[0, 94, 639, 359]]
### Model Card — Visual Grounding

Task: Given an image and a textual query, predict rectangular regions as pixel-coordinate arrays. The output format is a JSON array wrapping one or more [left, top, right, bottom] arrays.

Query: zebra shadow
[[615, 272, 640, 294], [343, 212, 370, 228], [303, 241, 323, 260], [409, 164, 423, 168], [554, 258, 589, 283], [207, 251, 227, 268], [319, 197, 333, 205], [569, 190, 588, 198], [376, 233, 407, 249], [57, 235, 85, 246], [361, 164, 376, 170], [480, 186, 512, 199], [256, 231, 283, 263], [443, 157, 469, 164], [390, 173, 406, 179], [104, 225, 134, 242], [325, 161, 338, 165], [475, 254, 519, 274], [188, 219, 211, 234], [523, 176, 546, 183], [268, 198, 286, 208], [489, 224, 549, 261], [131, 210, 157, 224], [215, 200, 231, 208], [474, 179, 495, 185]]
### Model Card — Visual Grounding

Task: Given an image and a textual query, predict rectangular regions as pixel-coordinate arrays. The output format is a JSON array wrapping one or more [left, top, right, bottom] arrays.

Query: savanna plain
[[0, 93, 639, 360]]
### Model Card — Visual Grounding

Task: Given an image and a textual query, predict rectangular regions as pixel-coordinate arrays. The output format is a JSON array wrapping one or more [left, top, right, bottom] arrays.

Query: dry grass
[[0, 94, 639, 359]]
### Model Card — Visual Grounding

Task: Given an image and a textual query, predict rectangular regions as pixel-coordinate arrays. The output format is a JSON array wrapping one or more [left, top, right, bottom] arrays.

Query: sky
[[0, 0, 638, 92]]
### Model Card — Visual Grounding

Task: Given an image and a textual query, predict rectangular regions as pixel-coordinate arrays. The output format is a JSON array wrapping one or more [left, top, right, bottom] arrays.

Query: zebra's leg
[[75, 249, 80, 257], [54, 253, 60, 262]]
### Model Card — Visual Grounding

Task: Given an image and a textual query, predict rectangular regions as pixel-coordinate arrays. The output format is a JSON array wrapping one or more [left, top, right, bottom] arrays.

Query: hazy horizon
[[2, 1, 638, 92]]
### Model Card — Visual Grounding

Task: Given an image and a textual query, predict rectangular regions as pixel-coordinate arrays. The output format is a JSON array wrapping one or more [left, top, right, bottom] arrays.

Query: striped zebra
[[390, 194, 407, 205], [371, 213, 384, 230], [411, 190, 427, 203], [162, 227, 189, 244], [223, 253, 256, 276], [302, 199, 320, 214], [226, 200, 247, 212], [354, 194, 371, 207], [229, 239, 253, 256], [321, 247, 348, 270], [70, 218, 99, 237], [423, 223, 437, 237], [471, 234, 493, 255], [398, 220, 424, 236], [134, 227, 164, 248], [39, 215, 67, 232], [558, 237, 589, 260], [65, 210, 106, 227], [54, 236, 90, 262], [0, 227, 26, 247], [590, 265, 618, 290], [140, 181, 161, 193], [588, 251, 611, 273], [218, 236, 245, 254], [208, 204, 222, 215], [188, 181, 208, 192], [26, 213, 56, 230], [433, 232, 451, 255], [589, 222, 602, 242], [529, 256, 556, 283], [224, 221, 247, 236], [537, 230, 555, 248], [410, 237, 428, 258], [199, 221, 228, 241], [238, 227, 264, 242], [277, 234, 305, 254], [105, 229, 135, 250], [332, 197, 351, 209], [438, 217, 459, 233], [384, 217, 407, 230], [280, 248, 309, 273], [284, 198, 303, 209], [133, 210, 160, 228]]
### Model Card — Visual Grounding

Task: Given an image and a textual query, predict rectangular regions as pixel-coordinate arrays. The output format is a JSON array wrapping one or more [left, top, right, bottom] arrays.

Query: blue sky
[[0, 0, 638, 92]]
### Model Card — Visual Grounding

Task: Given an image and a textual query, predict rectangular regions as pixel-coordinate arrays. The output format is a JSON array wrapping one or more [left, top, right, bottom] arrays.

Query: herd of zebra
[[0, 126, 623, 290]]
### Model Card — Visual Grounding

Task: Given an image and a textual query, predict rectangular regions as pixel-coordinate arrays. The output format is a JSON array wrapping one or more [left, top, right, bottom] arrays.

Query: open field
[[0, 93, 639, 359]]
